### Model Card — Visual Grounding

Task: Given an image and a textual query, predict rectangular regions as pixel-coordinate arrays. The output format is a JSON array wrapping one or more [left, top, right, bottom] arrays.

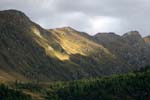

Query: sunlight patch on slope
[[31, 26, 114, 61], [52, 28, 112, 56], [51, 29, 87, 56], [31, 26, 42, 38], [31, 26, 70, 61], [50, 28, 115, 61], [0, 70, 28, 82], [53, 51, 70, 60]]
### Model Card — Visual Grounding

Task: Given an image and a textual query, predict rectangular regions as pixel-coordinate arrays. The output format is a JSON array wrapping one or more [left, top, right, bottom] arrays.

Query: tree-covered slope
[[45, 66, 150, 100], [5, 66, 149, 100], [0, 84, 32, 100]]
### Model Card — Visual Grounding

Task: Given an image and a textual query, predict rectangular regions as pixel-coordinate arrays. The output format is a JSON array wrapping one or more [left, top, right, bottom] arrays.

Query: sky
[[0, 0, 150, 36]]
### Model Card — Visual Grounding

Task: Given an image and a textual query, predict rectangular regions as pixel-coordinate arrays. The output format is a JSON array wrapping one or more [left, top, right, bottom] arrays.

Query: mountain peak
[[0, 9, 24, 14], [59, 26, 77, 32], [52, 26, 79, 34], [0, 9, 30, 24], [0, 9, 28, 18], [122, 31, 143, 42], [122, 31, 146, 49], [123, 31, 141, 37], [62, 26, 74, 29], [122, 31, 143, 41], [0, 9, 33, 35]]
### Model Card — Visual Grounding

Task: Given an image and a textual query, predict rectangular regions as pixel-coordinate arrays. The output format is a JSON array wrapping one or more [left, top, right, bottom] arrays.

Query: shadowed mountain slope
[[0, 10, 125, 82], [0, 9, 149, 82], [94, 31, 150, 69]]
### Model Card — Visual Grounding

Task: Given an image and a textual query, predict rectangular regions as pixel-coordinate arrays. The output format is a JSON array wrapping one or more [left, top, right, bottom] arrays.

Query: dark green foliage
[[2, 66, 149, 100], [0, 84, 32, 100], [15, 82, 42, 93], [46, 67, 150, 100]]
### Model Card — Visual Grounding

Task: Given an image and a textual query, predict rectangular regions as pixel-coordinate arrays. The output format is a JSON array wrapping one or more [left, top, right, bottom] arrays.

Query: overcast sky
[[0, 0, 150, 36]]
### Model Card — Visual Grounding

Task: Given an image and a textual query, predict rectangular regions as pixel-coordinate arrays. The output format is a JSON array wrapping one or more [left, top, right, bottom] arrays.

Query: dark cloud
[[0, 0, 150, 36]]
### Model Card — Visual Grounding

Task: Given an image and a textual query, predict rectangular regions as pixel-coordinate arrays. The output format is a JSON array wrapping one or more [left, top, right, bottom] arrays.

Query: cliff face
[[0, 10, 149, 82]]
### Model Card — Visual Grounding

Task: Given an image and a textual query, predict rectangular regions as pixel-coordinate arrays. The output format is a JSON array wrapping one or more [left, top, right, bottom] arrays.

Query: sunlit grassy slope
[[48, 27, 113, 59], [0, 10, 137, 82]]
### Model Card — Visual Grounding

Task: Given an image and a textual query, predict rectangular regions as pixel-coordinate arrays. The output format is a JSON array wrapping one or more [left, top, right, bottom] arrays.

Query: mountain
[[94, 31, 150, 69], [0, 9, 150, 82], [0, 10, 122, 82]]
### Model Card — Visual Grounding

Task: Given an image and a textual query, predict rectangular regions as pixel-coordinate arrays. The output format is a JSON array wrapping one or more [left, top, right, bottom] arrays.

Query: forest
[[0, 84, 32, 100], [1, 66, 148, 100], [45, 66, 150, 100]]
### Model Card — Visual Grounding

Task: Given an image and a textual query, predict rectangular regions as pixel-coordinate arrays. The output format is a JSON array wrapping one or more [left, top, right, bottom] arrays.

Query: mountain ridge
[[0, 9, 149, 82]]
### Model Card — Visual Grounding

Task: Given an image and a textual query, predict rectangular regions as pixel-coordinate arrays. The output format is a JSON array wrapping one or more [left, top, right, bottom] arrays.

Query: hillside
[[0, 10, 124, 82], [45, 66, 150, 100], [94, 31, 150, 69], [10, 66, 150, 100], [0, 9, 150, 100], [0, 9, 150, 82], [0, 84, 32, 100]]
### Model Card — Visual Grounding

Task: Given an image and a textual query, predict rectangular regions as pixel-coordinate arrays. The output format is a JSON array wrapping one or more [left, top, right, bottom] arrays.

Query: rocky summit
[[0, 9, 150, 82]]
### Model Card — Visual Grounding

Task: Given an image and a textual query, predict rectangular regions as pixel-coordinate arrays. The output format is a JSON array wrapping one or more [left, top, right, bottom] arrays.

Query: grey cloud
[[0, 0, 150, 36]]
